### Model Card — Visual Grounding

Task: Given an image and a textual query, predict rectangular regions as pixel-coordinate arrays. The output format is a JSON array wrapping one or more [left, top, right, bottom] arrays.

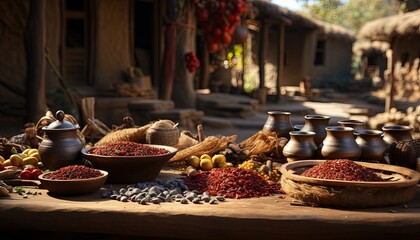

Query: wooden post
[[160, 0, 177, 100], [25, 0, 47, 123], [258, 18, 269, 89], [276, 23, 285, 102], [385, 44, 394, 113], [200, 39, 210, 89]]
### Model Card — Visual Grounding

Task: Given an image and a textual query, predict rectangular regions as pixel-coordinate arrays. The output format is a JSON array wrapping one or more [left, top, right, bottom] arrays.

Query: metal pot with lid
[[38, 110, 83, 170]]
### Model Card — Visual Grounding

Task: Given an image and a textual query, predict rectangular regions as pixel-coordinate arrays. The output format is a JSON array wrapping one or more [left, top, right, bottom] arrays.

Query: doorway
[[133, 0, 160, 85], [62, 0, 91, 86]]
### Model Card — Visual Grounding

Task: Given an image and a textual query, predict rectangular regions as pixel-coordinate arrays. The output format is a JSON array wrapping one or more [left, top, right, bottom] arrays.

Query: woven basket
[[146, 120, 179, 147], [280, 160, 420, 208]]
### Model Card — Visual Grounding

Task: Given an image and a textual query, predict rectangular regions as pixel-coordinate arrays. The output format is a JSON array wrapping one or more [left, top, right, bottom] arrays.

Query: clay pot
[[300, 115, 331, 146], [293, 125, 304, 131], [283, 131, 317, 162], [355, 130, 387, 162], [337, 119, 366, 131], [320, 126, 361, 160], [262, 111, 293, 139], [38, 110, 83, 170], [382, 125, 413, 145]]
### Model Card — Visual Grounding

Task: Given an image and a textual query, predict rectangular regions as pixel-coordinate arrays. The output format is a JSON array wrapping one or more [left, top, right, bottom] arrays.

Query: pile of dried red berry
[[89, 141, 169, 157], [301, 159, 384, 182], [44, 165, 102, 180]]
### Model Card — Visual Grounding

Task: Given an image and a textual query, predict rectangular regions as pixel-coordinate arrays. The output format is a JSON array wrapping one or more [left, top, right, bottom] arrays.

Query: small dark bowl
[[39, 170, 108, 196], [81, 144, 177, 183]]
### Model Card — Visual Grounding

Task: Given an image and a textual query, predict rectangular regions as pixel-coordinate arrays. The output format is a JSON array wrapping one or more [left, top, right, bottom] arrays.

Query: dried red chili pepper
[[301, 159, 384, 182], [89, 141, 169, 156], [183, 168, 281, 199]]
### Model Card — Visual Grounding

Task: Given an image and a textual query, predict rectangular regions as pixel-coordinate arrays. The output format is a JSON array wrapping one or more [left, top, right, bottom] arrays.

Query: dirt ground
[[0, 92, 417, 142]]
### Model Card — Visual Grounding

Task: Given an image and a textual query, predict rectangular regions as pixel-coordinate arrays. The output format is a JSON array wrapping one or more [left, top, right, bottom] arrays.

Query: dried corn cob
[[94, 124, 151, 147]]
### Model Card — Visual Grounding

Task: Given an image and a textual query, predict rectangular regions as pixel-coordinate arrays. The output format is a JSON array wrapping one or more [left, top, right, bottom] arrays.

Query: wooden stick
[[197, 124, 204, 142]]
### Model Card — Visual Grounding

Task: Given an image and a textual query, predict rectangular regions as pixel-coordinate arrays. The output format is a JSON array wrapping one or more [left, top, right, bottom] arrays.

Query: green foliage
[[300, 0, 399, 33], [301, 0, 345, 24]]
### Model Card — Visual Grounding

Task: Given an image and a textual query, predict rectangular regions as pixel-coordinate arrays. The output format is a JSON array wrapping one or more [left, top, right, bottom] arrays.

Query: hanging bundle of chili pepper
[[195, 0, 249, 53], [184, 52, 200, 72]]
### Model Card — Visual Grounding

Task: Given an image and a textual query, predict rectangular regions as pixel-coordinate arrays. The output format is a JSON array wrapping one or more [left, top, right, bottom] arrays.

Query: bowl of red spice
[[81, 141, 177, 183], [38, 165, 108, 196], [280, 159, 420, 208]]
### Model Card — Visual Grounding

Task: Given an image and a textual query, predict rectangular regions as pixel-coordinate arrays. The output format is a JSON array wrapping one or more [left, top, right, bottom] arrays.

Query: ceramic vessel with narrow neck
[[300, 115, 331, 146], [262, 111, 293, 139], [338, 119, 367, 131], [320, 126, 361, 160], [355, 129, 387, 162], [382, 125, 413, 145], [283, 131, 317, 162]]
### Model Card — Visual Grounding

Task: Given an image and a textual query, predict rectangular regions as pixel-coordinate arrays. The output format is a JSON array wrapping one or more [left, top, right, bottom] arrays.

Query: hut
[[358, 9, 420, 111], [352, 40, 390, 87], [303, 20, 355, 90], [243, 1, 355, 101], [0, 0, 199, 127]]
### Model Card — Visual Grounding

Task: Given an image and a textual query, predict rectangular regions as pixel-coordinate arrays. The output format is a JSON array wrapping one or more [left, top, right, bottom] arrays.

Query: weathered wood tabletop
[[1, 170, 420, 240]]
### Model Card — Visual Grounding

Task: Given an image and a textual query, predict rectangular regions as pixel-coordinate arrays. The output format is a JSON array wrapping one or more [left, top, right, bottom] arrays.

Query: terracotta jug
[[283, 131, 317, 162], [355, 130, 387, 162], [320, 126, 361, 160], [262, 111, 293, 139], [38, 110, 83, 170], [337, 119, 366, 131], [300, 115, 331, 146], [382, 125, 413, 145]]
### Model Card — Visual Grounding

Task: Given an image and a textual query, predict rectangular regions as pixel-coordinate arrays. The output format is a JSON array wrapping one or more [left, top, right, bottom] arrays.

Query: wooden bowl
[[280, 160, 420, 208], [81, 144, 177, 183], [38, 170, 108, 196]]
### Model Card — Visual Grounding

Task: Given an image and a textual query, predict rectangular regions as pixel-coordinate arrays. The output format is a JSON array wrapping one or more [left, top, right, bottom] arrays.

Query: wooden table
[[1, 171, 420, 240]]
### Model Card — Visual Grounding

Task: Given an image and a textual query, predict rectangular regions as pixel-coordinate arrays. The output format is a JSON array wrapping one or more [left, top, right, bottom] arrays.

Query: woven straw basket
[[280, 160, 420, 208], [146, 120, 179, 147]]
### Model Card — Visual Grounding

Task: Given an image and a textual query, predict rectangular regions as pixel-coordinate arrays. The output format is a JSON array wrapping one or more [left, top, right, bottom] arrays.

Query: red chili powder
[[45, 165, 102, 180], [89, 141, 169, 156], [301, 159, 384, 182], [183, 168, 282, 199]]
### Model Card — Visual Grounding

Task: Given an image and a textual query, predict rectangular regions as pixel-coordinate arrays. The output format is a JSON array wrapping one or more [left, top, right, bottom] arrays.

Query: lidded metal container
[[38, 110, 83, 170]]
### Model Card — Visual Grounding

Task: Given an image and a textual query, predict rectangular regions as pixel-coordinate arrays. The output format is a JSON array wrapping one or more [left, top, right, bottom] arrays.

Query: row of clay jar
[[262, 111, 414, 163]]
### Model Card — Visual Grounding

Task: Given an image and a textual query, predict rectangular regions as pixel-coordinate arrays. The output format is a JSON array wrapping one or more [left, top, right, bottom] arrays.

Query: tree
[[300, 0, 399, 33], [341, 0, 399, 32], [301, 0, 345, 25]]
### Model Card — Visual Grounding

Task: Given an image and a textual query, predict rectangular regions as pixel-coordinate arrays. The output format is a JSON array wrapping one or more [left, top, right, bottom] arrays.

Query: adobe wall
[[94, 0, 132, 91], [283, 30, 310, 86], [307, 36, 353, 88], [0, 0, 29, 102]]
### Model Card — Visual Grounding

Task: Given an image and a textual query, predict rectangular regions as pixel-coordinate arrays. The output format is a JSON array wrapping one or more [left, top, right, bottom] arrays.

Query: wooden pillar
[[258, 18, 269, 89], [385, 44, 395, 113], [199, 39, 210, 89], [160, 0, 176, 100], [152, 0, 160, 92], [25, 0, 47, 123], [276, 23, 285, 102]]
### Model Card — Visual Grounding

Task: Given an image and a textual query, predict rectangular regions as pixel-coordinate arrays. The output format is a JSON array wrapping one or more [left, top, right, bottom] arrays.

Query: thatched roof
[[249, 0, 318, 29], [353, 40, 390, 55], [249, 0, 355, 40], [314, 19, 355, 41], [358, 9, 420, 42]]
